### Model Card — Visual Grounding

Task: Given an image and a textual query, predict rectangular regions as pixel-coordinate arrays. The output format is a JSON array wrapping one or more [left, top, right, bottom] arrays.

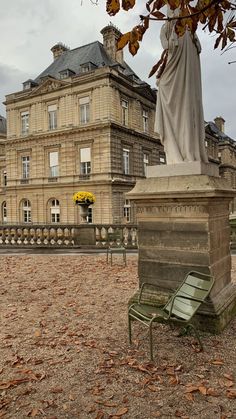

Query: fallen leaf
[[95, 410, 104, 419], [184, 393, 194, 402], [211, 359, 224, 365], [50, 387, 63, 393], [169, 375, 179, 385], [206, 387, 220, 397], [226, 389, 236, 399], [113, 407, 129, 417], [27, 408, 39, 417], [198, 385, 207, 395], [185, 385, 199, 393], [224, 373, 234, 381], [34, 330, 41, 338]]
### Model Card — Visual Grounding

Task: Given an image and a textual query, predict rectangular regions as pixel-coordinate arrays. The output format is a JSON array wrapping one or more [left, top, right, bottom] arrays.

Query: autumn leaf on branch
[[106, 0, 236, 70]]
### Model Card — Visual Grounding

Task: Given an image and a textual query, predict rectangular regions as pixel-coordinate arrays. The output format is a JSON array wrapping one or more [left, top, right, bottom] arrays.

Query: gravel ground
[[0, 253, 235, 419]]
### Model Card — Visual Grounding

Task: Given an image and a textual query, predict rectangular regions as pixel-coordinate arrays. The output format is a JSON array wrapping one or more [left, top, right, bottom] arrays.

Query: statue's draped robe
[[155, 23, 208, 164]]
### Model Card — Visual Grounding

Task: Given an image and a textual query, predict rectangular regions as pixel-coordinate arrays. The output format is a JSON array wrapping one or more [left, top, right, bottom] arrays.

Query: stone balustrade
[[0, 224, 138, 248]]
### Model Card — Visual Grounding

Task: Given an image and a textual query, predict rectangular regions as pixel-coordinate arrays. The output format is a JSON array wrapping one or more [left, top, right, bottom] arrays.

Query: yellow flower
[[73, 191, 95, 205]]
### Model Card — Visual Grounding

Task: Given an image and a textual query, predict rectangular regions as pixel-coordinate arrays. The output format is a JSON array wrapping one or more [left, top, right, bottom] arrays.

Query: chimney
[[51, 43, 69, 61], [214, 116, 225, 133], [101, 24, 124, 64]]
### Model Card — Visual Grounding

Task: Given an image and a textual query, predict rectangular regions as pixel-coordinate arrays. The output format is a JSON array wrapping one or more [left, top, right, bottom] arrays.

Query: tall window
[[50, 199, 60, 223], [124, 199, 131, 223], [80, 147, 91, 175], [121, 100, 128, 126], [143, 109, 148, 132], [3, 171, 7, 186], [87, 207, 93, 224], [48, 105, 57, 130], [143, 152, 149, 176], [159, 153, 166, 164], [22, 200, 31, 223], [2, 201, 7, 223], [79, 97, 90, 124], [21, 111, 29, 135], [49, 151, 59, 177], [123, 148, 130, 175], [22, 156, 30, 179]]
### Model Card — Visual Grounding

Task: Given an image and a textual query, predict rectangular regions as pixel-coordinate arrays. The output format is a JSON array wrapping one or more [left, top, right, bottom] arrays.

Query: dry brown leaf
[[113, 407, 129, 417], [211, 359, 224, 365], [198, 385, 207, 395], [50, 387, 63, 393], [169, 375, 179, 385], [95, 410, 104, 419], [206, 387, 220, 397], [184, 385, 199, 393], [0, 378, 30, 389], [226, 389, 236, 399], [184, 393, 194, 402], [224, 373, 234, 381], [34, 329, 42, 338]]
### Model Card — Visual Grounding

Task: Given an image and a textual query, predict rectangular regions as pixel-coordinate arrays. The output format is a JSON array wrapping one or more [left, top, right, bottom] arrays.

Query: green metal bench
[[128, 271, 214, 360]]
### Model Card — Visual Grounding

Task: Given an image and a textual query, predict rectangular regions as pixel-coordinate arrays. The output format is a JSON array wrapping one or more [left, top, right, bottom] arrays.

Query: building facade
[[2, 25, 163, 225], [1, 25, 236, 225]]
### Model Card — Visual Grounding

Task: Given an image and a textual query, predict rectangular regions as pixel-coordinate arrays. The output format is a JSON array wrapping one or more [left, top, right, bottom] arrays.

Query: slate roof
[[205, 121, 235, 142], [34, 41, 142, 84], [0, 115, 6, 135]]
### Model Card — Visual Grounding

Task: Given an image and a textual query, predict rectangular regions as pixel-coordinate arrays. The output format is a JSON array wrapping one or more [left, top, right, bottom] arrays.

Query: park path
[[0, 254, 235, 418]]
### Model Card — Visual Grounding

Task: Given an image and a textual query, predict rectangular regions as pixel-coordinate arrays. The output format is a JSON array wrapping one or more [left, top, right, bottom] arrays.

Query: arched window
[[22, 200, 31, 223], [50, 199, 60, 223], [2, 201, 7, 223]]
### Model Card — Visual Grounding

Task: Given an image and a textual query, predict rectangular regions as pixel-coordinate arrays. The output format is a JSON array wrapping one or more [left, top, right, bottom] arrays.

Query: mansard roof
[[205, 121, 235, 144], [35, 41, 142, 85], [0, 115, 6, 134]]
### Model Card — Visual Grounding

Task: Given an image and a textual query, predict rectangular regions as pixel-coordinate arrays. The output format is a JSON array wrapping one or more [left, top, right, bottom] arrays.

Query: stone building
[[0, 116, 6, 222], [1, 25, 163, 225], [1, 25, 236, 225], [205, 116, 236, 212]]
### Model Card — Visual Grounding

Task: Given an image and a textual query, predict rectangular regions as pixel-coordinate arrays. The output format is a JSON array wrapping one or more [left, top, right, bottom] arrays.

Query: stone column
[[128, 168, 236, 333]]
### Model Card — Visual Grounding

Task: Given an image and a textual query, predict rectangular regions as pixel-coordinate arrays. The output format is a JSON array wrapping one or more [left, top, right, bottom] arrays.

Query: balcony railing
[[0, 224, 138, 248]]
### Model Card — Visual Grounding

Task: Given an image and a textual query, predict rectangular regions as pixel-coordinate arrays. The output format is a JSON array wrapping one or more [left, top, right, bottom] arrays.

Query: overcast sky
[[1, 0, 236, 138]]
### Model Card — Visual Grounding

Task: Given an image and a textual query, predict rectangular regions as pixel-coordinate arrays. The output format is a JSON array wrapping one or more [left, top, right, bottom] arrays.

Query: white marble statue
[[154, 8, 208, 164]]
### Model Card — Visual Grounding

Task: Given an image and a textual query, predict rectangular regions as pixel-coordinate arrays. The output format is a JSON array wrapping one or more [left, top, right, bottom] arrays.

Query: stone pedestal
[[74, 225, 96, 247], [127, 174, 236, 333]]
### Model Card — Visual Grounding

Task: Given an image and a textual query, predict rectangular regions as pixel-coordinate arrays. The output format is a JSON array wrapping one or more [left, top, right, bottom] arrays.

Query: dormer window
[[23, 80, 38, 90], [80, 62, 97, 73], [59, 69, 75, 79]]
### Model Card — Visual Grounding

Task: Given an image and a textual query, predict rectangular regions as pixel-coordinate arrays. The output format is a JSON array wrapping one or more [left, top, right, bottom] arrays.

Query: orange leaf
[[198, 385, 207, 395], [117, 33, 130, 50], [106, 0, 120, 16], [128, 41, 139, 56]]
